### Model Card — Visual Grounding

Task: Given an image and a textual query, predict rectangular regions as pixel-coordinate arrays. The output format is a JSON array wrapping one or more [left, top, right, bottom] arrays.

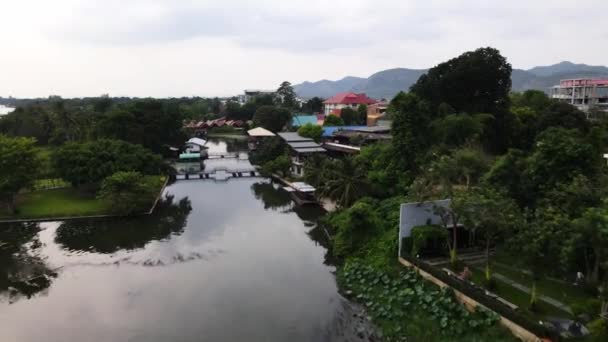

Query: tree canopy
[[52, 139, 163, 187], [0, 135, 40, 213], [252, 106, 291, 132]]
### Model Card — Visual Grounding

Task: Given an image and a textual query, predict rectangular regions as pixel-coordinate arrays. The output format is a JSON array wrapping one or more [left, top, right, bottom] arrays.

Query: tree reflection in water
[[0, 222, 57, 304], [55, 195, 192, 254], [251, 181, 292, 210], [251, 180, 335, 265]]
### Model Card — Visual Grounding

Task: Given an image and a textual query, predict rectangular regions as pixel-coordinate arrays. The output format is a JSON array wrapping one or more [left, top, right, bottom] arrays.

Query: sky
[[1, 0, 607, 98]]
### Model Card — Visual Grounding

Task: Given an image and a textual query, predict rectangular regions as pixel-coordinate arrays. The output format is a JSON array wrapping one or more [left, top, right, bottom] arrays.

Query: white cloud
[[0, 0, 607, 97]]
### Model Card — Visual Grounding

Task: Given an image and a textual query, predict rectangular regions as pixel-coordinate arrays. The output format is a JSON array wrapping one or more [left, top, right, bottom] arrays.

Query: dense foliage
[[297, 123, 323, 142], [52, 139, 163, 187], [0, 135, 40, 213], [97, 171, 161, 216], [317, 46, 608, 339], [339, 262, 507, 342], [252, 105, 291, 132]]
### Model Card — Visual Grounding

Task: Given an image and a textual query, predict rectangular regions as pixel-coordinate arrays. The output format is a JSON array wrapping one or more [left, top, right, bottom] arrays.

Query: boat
[[283, 182, 317, 205]]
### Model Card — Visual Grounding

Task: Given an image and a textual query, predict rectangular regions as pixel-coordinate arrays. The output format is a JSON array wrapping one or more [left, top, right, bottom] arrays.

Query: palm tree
[[317, 157, 368, 207]]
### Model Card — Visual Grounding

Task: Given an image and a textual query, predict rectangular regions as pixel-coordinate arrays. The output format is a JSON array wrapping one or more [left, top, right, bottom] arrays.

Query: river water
[[0, 138, 376, 342], [0, 105, 14, 115]]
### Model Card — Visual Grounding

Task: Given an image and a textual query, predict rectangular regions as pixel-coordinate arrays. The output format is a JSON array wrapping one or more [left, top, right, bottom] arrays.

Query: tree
[[410, 47, 512, 115], [340, 107, 359, 125], [433, 203, 461, 266], [453, 188, 521, 283], [483, 149, 530, 207], [330, 199, 381, 257], [572, 206, 608, 283], [260, 155, 291, 177], [317, 158, 368, 207], [357, 104, 368, 125], [451, 148, 489, 189], [297, 123, 323, 142], [98, 171, 157, 216], [431, 113, 492, 147], [390, 92, 431, 173], [276, 81, 297, 109], [0, 135, 40, 213], [511, 208, 570, 309], [252, 105, 291, 132], [249, 137, 286, 166], [537, 101, 588, 133], [302, 97, 324, 114], [52, 139, 163, 187], [323, 114, 344, 126], [527, 127, 597, 194], [303, 154, 330, 187], [224, 100, 245, 120]]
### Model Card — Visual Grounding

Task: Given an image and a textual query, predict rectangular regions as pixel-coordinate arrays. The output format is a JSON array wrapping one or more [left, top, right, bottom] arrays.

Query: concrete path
[[493, 273, 573, 315]]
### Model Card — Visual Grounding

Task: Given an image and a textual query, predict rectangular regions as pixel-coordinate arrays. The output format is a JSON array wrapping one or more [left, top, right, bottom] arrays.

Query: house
[[238, 89, 275, 104], [398, 199, 455, 256], [323, 92, 377, 116], [550, 78, 608, 114], [366, 100, 389, 126], [247, 127, 276, 150], [277, 132, 326, 177], [184, 137, 207, 153], [322, 126, 391, 145]]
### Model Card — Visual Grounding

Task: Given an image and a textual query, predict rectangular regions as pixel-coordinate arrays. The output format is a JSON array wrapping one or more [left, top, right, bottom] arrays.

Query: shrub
[[331, 200, 381, 257], [260, 155, 291, 177], [297, 123, 323, 142]]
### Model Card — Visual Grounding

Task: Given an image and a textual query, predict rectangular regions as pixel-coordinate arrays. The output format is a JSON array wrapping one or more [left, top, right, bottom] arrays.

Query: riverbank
[[0, 176, 167, 222]]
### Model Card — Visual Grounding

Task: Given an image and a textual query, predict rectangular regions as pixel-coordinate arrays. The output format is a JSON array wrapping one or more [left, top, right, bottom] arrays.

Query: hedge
[[400, 239, 560, 341]]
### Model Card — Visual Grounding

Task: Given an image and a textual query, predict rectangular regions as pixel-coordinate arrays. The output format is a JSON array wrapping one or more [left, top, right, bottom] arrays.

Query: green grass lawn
[[468, 266, 571, 321], [1, 176, 167, 220], [1, 188, 110, 219]]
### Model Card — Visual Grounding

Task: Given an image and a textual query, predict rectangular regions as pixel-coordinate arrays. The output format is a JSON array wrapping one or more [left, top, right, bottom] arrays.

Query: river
[[0, 105, 14, 115], [0, 138, 377, 342]]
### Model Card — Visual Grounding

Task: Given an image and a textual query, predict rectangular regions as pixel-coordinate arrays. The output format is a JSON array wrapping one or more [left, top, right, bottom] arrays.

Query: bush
[[571, 298, 602, 320], [324, 114, 344, 126], [260, 155, 291, 177], [297, 123, 323, 142], [331, 200, 381, 257], [98, 171, 159, 216]]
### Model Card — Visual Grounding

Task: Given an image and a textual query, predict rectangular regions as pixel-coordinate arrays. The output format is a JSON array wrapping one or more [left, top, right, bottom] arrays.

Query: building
[[550, 79, 608, 113], [291, 115, 320, 127], [366, 100, 389, 126], [238, 89, 276, 104], [323, 92, 377, 116], [277, 132, 326, 177]]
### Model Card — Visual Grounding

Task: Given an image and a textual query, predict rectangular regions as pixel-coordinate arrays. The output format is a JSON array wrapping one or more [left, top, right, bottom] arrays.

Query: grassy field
[[1, 176, 166, 220], [1, 188, 110, 219]]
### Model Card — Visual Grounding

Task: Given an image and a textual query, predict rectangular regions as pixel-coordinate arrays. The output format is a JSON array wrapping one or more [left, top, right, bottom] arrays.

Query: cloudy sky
[[1, 0, 607, 98]]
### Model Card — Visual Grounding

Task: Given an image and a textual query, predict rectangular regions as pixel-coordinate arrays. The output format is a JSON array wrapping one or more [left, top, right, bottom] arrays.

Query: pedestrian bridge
[[173, 166, 259, 181]]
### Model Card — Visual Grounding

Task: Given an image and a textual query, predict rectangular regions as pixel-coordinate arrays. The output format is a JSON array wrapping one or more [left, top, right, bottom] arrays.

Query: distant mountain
[[293, 76, 366, 99], [294, 61, 608, 100], [527, 61, 608, 77]]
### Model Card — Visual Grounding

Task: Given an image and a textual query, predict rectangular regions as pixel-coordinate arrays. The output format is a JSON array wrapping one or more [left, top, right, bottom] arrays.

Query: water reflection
[[251, 181, 292, 210], [55, 195, 192, 254], [206, 137, 248, 153], [1, 175, 365, 342], [0, 223, 57, 303]]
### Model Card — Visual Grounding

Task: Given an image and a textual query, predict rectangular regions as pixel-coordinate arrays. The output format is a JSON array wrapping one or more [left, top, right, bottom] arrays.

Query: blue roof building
[[291, 115, 318, 127], [322, 126, 368, 137]]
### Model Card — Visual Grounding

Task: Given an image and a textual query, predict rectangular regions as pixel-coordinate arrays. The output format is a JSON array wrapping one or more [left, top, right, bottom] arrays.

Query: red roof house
[[323, 92, 377, 116], [323, 92, 377, 105]]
